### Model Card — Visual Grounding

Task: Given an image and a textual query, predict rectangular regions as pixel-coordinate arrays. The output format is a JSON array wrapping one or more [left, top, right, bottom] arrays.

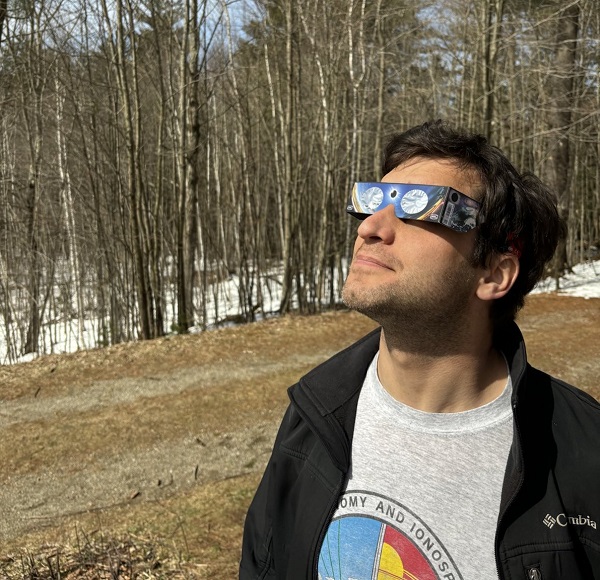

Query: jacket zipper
[[495, 401, 525, 580], [312, 480, 344, 579], [290, 384, 353, 580]]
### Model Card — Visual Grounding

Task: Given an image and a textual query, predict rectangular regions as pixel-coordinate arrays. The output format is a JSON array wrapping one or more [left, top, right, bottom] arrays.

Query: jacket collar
[[493, 320, 529, 406], [296, 320, 529, 411], [289, 329, 380, 471], [289, 320, 529, 471]]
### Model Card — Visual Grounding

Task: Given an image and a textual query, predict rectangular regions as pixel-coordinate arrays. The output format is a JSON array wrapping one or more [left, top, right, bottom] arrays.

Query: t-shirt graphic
[[318, 490, 463, 580]]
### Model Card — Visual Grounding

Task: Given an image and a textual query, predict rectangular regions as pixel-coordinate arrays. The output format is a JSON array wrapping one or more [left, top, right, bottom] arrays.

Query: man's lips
[[352, 253, 393, 270]]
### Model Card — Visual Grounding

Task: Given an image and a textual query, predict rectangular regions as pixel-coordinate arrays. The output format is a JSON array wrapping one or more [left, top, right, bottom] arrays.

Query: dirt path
[[0, 296, 598, 556], [0, 311, 377, 550], [0, 355, 331, 541]]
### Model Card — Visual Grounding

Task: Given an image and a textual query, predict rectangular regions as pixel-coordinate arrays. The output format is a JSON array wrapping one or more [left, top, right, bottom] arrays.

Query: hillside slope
[[0, 296, 598, 576]]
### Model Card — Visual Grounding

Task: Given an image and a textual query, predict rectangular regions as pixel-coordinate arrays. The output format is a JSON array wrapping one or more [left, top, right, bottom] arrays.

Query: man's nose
[[357, 205, 398, 244]]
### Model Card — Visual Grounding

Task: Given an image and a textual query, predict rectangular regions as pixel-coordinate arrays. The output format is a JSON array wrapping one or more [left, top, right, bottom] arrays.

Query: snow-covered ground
[[532, 259, 600, 299], [2, 260, 599, 365]]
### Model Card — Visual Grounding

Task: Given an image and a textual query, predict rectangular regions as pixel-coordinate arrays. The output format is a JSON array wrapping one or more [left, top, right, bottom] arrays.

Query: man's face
[[342, 157, 484, 345]]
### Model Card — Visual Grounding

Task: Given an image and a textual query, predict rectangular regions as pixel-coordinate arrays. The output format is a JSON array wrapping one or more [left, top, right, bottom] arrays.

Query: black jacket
[[240, 322, 600, 579]]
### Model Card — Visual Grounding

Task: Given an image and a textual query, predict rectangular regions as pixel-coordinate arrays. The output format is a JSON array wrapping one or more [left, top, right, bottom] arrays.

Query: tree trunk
[[548, 3, 580, 280]]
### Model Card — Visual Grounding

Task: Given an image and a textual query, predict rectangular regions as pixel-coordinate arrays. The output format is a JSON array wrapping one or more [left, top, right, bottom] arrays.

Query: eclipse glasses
[[347, 182, 480, 233]]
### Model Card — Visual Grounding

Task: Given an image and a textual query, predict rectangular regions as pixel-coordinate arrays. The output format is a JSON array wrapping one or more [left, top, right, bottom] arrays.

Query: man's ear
[[476, 253, 520, 301]]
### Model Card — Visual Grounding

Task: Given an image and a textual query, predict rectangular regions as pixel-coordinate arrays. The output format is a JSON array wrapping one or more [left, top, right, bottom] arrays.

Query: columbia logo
[[543, 513, 597, 530], [543, 514, 556, 528]]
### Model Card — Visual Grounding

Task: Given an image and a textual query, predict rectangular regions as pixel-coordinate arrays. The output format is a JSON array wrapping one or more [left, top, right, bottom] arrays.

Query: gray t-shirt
[[318, 352, 513, 580]]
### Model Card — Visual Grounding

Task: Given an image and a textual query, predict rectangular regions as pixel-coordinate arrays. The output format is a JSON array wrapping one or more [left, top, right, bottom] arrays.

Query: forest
[[0, 0, 598, 362]]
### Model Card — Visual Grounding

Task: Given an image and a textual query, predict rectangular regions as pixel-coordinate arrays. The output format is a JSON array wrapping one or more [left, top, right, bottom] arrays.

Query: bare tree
[[0, 0, 598, 359], [546, 1, 580, 278]]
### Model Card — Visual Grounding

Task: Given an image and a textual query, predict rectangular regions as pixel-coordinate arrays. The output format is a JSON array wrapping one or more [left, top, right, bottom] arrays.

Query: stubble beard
[[342, 263, 477, 354]]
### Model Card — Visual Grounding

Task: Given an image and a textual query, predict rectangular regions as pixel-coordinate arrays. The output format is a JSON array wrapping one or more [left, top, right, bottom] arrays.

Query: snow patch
[[532, 259, 600, 299]]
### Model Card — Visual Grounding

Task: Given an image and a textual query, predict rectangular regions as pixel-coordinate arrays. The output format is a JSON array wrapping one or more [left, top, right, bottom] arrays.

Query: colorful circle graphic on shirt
[[318, 491, 463, 580]]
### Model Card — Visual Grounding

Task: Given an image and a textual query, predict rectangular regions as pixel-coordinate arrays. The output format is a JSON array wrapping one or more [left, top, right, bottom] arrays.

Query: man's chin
[[341, 285, 363, 311], [342, 288, 387, 319]]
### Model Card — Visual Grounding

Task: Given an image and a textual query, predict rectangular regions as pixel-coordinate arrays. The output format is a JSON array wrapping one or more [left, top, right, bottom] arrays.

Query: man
[[239, 121, 600, 579]]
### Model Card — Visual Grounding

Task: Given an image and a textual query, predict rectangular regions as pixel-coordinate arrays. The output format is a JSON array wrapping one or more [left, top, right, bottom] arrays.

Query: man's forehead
[[383, 157, 483, 200]]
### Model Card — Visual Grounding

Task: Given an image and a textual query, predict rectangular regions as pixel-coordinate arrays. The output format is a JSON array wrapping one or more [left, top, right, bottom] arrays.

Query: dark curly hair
[[382, 120, 566, 326]]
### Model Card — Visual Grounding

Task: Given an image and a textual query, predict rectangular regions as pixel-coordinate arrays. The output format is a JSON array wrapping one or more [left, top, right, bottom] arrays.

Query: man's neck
[[376, 326, 508, 413]]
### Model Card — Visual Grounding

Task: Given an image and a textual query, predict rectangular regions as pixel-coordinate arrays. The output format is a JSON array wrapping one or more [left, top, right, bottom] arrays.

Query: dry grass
[[0, 473, 263, 578], [0, 533, 182, 579], [517, 294, 600, 400]]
